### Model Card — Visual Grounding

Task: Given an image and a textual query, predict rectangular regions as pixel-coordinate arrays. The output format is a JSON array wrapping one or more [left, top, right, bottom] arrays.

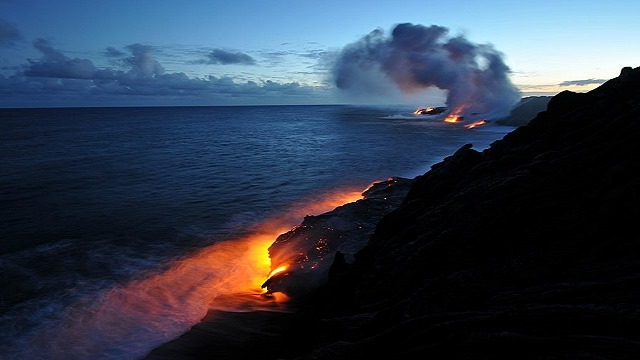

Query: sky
[[0, 0, 638, 108]]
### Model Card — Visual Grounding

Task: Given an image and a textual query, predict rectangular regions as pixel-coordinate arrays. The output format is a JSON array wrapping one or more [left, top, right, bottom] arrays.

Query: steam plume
[[333, 23, 521, 118]]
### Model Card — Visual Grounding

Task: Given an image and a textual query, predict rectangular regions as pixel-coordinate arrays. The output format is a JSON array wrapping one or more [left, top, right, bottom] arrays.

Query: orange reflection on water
[[25, 185, 366, 359]]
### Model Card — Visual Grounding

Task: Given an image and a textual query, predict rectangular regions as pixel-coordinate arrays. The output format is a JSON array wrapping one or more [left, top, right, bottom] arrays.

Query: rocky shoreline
[[146, 66, 640, 359], [144, 177, 415, 359]]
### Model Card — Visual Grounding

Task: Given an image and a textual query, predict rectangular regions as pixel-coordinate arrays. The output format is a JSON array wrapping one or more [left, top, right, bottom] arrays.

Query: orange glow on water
[[286, 188, 363, 217], [19, 186, 366, 358], [23, 232, 286, 359]]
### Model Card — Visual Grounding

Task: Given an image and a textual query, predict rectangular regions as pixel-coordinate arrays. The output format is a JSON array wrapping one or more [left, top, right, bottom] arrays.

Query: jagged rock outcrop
[[495, 96, 551, 127], [289, 66, 640, 359], [262, 177, 414, 300]]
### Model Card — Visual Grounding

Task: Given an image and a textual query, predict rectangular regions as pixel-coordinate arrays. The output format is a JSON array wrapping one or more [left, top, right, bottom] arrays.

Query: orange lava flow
[[444, 115, 461, 123], [259, 187, 364, 283], [444, 105, 468, 123], [193, 185, 364, 300], [464, 120, 487, 129], [268, 265, 289, 278]]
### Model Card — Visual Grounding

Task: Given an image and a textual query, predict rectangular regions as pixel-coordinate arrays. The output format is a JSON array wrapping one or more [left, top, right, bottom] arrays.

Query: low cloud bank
[[0, 39, 328, 107]]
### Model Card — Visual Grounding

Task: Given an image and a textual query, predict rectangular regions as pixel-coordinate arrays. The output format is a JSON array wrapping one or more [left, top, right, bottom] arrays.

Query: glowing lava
[[267, 265, 288, 279], [465, 120, 487, 129], [444, 106, 466, 123], [444, 115, 462, 123], [413, 106, 447, 115], [413, 106, 434, 114], [245, 186, 364, 296], [412, 104, 487, 128]]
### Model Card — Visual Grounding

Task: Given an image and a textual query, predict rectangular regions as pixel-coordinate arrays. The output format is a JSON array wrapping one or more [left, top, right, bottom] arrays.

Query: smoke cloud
[[333, 23, 521, 118]]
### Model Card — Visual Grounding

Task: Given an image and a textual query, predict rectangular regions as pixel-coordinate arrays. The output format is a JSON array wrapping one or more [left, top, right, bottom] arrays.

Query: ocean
[[0, 105, 513, 359]]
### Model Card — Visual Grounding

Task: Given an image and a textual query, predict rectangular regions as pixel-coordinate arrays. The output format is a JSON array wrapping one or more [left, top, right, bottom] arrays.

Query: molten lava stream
[[18, 186, 365, 359], [443, 105, 468, 123], [465, 119, 487, 129]]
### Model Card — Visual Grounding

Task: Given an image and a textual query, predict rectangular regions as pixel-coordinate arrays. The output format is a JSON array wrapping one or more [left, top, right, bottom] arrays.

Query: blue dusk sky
[[0, 0, 638, 108]]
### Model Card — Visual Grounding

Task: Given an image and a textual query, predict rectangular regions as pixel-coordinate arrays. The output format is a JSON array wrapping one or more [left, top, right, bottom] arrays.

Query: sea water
[[0, 105, 513, 359]]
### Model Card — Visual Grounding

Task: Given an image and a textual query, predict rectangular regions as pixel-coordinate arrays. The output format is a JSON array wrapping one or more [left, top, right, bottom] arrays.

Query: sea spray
[[0, 187, 363, 360]]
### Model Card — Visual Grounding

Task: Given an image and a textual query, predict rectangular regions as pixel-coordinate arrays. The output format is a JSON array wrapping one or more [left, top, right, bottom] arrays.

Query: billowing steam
[[333, 23, 521, 119]]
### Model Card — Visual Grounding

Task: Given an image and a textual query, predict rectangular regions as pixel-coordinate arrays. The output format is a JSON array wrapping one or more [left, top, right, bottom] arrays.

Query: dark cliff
[[287, 66, 640, 359], [146, 66, 640, 360], [495, 96, 551, 127]]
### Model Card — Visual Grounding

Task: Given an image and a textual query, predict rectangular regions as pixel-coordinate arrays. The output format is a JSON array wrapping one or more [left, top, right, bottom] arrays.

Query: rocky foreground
[[147, 66, 640, 359]]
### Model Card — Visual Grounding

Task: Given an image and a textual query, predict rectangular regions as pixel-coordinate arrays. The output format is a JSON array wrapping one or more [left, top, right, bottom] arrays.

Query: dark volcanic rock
[[144, 177, 414, 359], [147, 66, 640, 360], [262, 177, 414, 300], [495, 96, 552, 127], [290, 66, 640, 359], [144, 293, 301, 360]]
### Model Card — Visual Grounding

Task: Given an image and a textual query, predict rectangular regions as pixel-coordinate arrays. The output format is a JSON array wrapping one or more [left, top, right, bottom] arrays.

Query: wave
[[0, 187, 363, 360]]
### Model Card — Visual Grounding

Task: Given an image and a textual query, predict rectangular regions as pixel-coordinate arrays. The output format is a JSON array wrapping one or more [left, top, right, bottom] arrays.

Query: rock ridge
[[147, 65, 640, 359], [290, 66, 640, 359]]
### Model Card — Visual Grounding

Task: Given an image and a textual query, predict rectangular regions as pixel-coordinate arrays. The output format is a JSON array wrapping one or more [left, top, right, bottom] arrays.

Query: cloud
[[199, 48, 256, 65], [305, 49, 338, 72], [0, 18, 21, 47], [24, 38, 99, 79], [105, 46, 125, 57], [260, 50, 292, 65], [298, 49, 331, 60], [333, 23, 521, 119], [123, 43, 165, 77], [1, 40, 330, 107], [559, 78, 607, 86]]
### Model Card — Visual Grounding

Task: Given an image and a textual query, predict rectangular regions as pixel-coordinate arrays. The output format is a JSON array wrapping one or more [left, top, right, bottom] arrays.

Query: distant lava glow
[[444, 114, 462, 123], [413, 106, 447, 116], [414, 104, 488, 128], [443, 106, 466, 123], [464, 120, 487, 129], [413, 106, 434, 115]]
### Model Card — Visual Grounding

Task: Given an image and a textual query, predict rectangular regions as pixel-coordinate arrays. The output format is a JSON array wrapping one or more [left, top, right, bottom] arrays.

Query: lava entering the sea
[[413, 104, 489, 129], [413, 106, 447, 115], [464, 119, 487, 129]]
